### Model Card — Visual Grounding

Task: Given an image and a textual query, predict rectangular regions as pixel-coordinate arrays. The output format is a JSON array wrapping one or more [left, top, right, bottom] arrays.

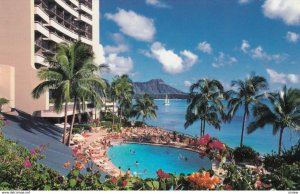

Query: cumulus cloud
[[105, 9, 156, 42], [266, 68, 299, 84], [240, 40, 287, 63], [105, 54, 134, 76], [251, 46, 287, 62], [148, 42, 198, 74], [197, 41, 213, 54], [262, 0, 300, 25], [104, 44, 129, 54], [286, 31, 300, 43], [145, 0, 169, 8], [212, 52, 237, 68], [241, 40, 250, 53], [184, 80, 192, 87]]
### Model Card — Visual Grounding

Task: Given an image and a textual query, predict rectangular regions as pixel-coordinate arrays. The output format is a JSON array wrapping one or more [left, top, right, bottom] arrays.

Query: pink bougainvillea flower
[[203, 134, 211, 141], [255, 181, 262, 188], [197, 134, 211, 146], [262, 183, 271, 189], [111, 176, 117, 184], [209, 140, 225, 151], [23, 157, 32, 168], [122, 180, 127, 186], [30, 149, 35, 155], [198, 138, 209, 146], [157, 169, 170, 179], [223, 184, 233, 190]]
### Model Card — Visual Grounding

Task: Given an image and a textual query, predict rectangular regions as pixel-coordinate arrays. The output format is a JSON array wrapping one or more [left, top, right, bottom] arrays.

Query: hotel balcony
[[69, 0, 79, 7], [46, 18, 79, 40], [77, 14, 92, 25], [34, 54, 49, 68], [78, 3, 93, 16], [46, 32, 69, 43], [79, 0, 92, 10], [34, 4, 49, 23], [54, 0, 79, 18], [79, 35, 92, 45], [35, 22, 49, 37]]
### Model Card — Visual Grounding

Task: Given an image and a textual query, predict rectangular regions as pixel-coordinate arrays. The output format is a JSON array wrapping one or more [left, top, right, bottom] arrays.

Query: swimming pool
[[107, 143, 212, 179]]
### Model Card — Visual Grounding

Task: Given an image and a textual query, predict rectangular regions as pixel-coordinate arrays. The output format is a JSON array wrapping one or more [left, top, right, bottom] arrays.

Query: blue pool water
[[144, 99, 300, 154], [108, 143, 211, 179]]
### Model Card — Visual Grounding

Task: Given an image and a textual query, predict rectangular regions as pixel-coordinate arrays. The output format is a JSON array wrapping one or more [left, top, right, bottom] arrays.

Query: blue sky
[[99, 0, 300, 92]]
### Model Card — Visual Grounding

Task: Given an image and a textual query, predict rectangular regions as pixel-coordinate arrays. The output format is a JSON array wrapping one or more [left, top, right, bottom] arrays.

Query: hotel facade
[[0, 0, 102, 118]]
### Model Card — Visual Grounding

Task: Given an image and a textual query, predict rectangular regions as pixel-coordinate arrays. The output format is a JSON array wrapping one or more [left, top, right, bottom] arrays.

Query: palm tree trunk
[[112, 98, 115, 129], [200, 119, 203, 137], [278, 127, 284, 156], [203, 120, 206, 136], [63, 101, 68, 144], [119, 107, 122, 128], [68, 99, 77, 146], [240, 107, 248, 147]]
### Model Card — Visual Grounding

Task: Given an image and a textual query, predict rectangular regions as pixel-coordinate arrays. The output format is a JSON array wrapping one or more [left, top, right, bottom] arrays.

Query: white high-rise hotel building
[[0, 0, 102, 118]]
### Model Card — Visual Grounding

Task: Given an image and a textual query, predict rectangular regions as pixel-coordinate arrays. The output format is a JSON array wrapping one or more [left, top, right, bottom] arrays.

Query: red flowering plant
[[197, 134, 231, 167]]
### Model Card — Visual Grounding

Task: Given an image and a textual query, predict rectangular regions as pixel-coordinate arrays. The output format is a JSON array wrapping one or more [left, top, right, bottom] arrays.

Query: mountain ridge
[[133, 79, 187, 99]]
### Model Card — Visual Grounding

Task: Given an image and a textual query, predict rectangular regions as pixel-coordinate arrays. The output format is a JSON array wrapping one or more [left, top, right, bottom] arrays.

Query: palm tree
[[32, 43, 72, 144], [32, 41, 106, 145], [110, 75, 134, 129], [132, 93, 158, 125], [248, 86, 300, 155], [225, 74, 268, 147], [0, 98, 9, 112], [184, 79, 224, 137]]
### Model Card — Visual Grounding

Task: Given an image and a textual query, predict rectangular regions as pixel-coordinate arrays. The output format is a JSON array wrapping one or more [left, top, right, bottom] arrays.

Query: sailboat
[[164, 94, 170, 106]]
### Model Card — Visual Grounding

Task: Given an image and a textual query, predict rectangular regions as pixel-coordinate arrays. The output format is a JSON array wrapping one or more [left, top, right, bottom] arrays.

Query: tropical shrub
[[73, 124, 93, 131], [260, 162, 300, 190], [221, 164, 269, 190], [72, 127, 82, 134], [100, 121, 111, 128], [197, 134, 230, 163], [233, 146, 259, 164], [264, 140, 300, 171], [0, 138, 63, 190]]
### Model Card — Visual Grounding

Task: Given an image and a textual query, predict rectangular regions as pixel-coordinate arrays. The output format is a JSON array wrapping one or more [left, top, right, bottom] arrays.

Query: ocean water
[[145, 99, 300, 154], [108, 143, 211, 179]]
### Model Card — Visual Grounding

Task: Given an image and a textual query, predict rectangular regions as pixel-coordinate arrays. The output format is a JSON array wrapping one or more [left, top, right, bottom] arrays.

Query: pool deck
[[76, 126, 223, 177]]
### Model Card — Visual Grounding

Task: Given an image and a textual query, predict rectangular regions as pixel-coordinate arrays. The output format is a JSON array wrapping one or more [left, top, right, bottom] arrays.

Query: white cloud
[[266, 68, 299, 84], [286, 31, 300, 43], [240, 40, 287, 63], [251, 46, 287, 62], [212, 52, 237, 68], [104, 44, 129, 54], [184, 80, 192, 87], [97, 44, 106, 65], [239, 0, 252, 4], [145, 0, 169, 8], [180, 50, 199, 68], [149, 42, 198, 74], [105, 54, 133, 76], [262, 0, 300, 25], [241, 40, 250, 53], [105, 9, 156, 42], [197, 41, 213, 54]]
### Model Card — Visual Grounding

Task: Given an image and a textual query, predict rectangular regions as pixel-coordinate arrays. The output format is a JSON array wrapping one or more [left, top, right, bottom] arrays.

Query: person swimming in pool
[[135, 161, 139, 166]]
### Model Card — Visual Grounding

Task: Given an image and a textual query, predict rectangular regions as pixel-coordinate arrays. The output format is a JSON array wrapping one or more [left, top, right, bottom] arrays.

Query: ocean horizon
[[144, 99, 300, 154]]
